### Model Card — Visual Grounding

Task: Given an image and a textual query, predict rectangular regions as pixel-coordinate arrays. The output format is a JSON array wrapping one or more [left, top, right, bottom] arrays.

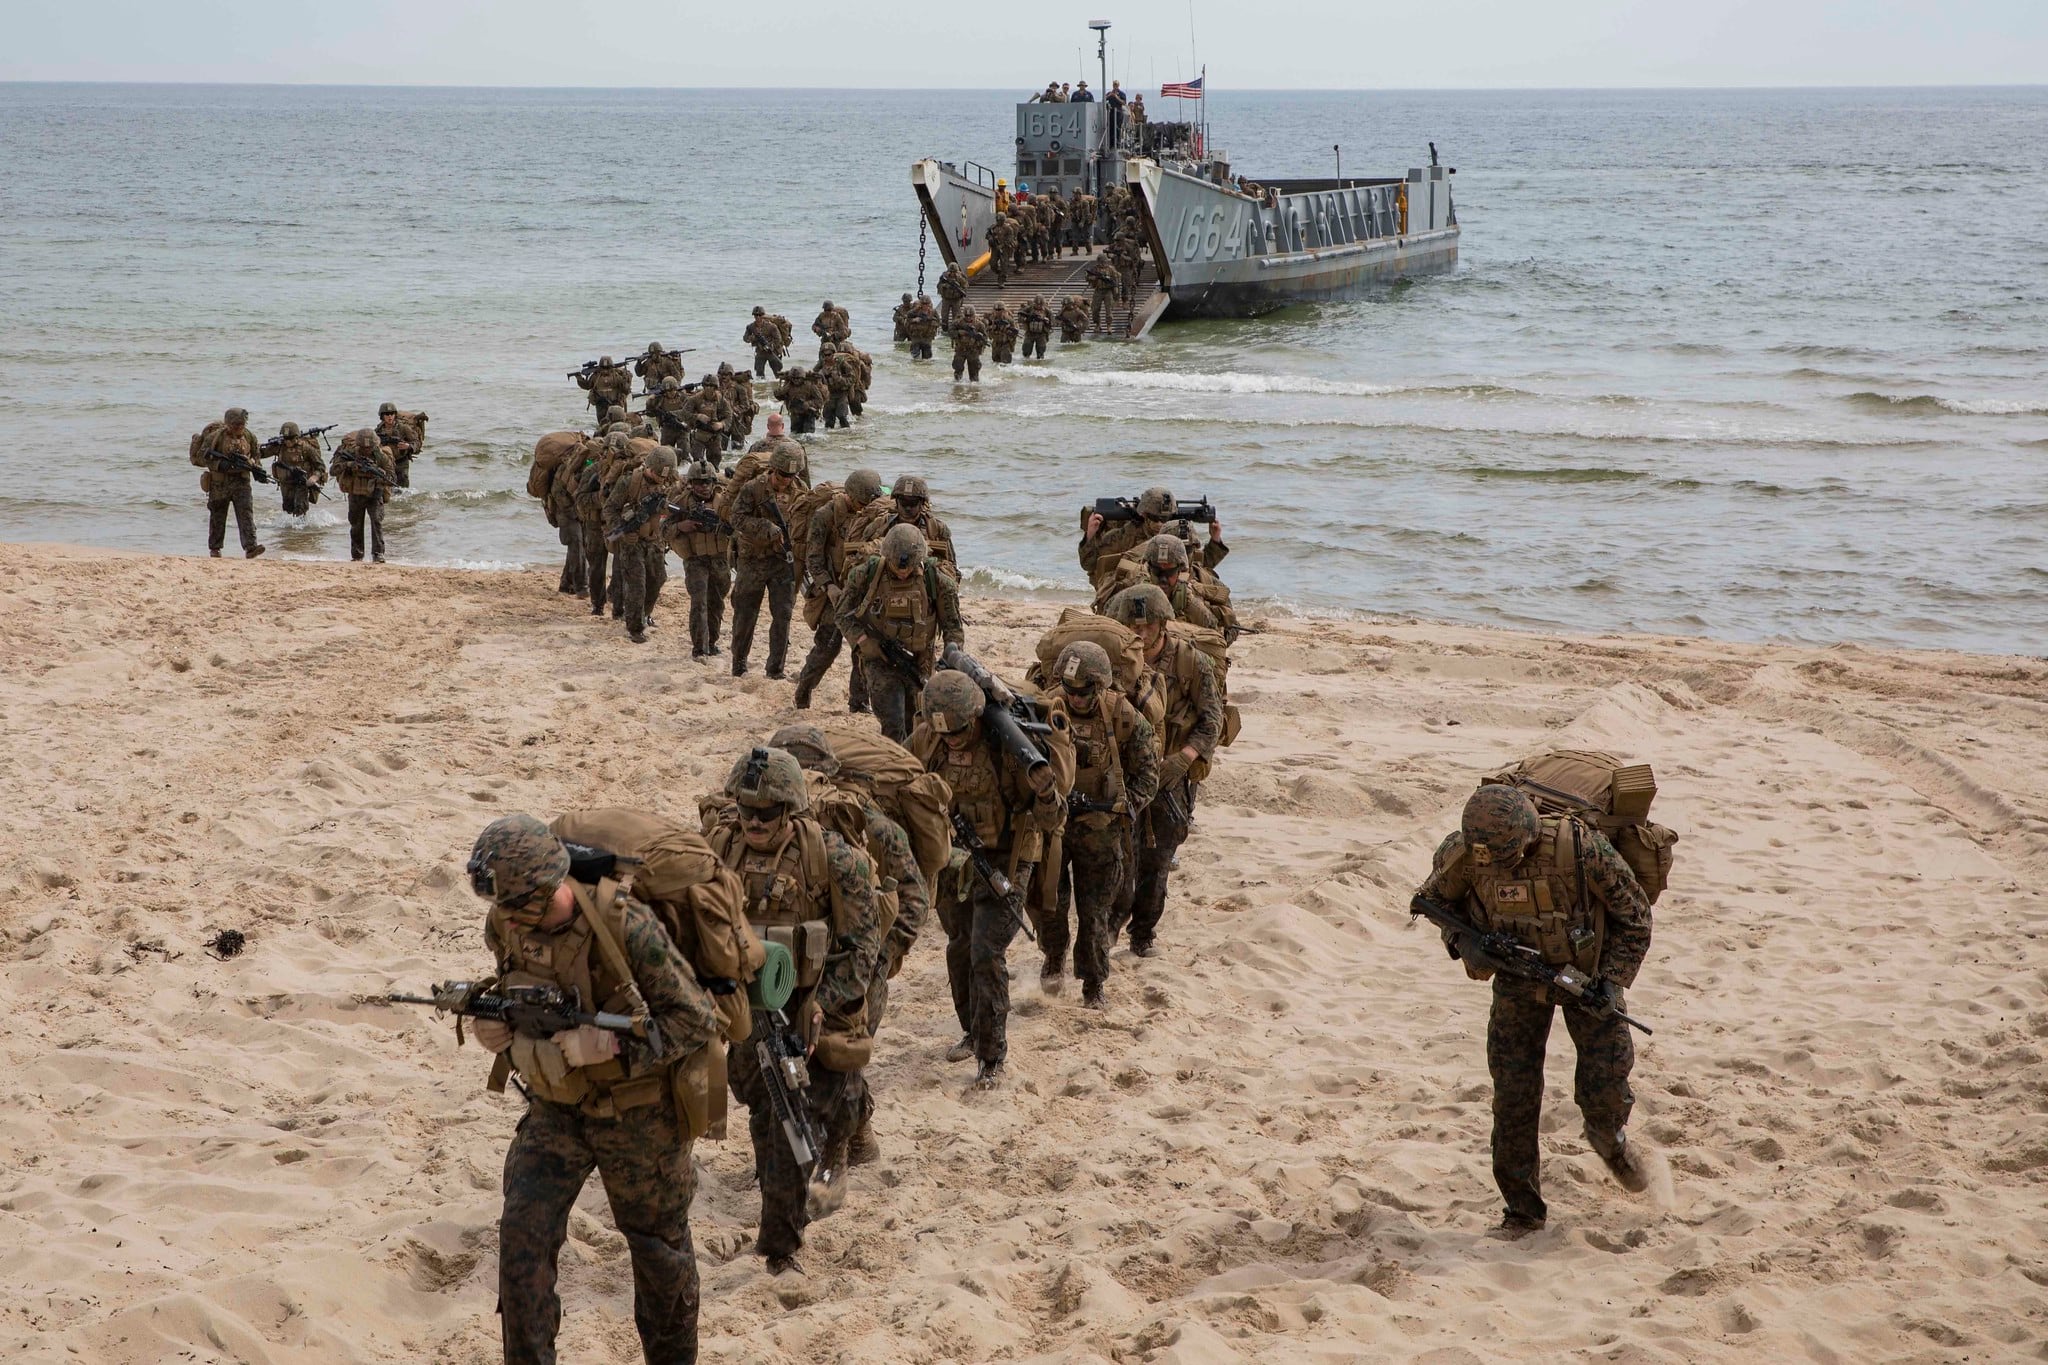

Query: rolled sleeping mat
[[748, 940, 797, 1011]]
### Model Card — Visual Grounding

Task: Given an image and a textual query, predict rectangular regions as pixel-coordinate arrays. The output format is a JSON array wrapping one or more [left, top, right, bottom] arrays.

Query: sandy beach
[[2, 540, 2043, 1364]]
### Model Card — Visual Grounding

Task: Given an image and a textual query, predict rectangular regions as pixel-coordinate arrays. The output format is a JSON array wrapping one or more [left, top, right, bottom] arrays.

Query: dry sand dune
[[2, 542, 2044, 1364]]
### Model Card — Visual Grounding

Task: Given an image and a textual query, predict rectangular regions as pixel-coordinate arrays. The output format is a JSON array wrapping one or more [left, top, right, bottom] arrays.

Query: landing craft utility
[[912, 21, 1460, 336]]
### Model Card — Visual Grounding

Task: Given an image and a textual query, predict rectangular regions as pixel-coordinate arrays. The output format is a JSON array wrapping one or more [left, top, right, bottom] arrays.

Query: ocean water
[[2, 84, 2044, 653]]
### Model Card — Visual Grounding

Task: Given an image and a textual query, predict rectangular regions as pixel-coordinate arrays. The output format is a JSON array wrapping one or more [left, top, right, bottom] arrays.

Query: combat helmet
[[605, 405, 628, 424], [725, 746, 811, 813], [1054, 641, 1113, 692], [1462, 785, 1541, 867], [661, 376, 681, 393], [1137, 486, 1175, 519], [1106, 583, 1172, 628], [224, 407, 249, 424], [752, 305, 765, 317], [892, 474, 929, 503], [821, 300, 834, 311], [769, 724, 839, 776], [717, 361, 734, 376], [648, 445, 678, 476], [881, 523, 928, 571], [1144, 533, 1190, 572], [901, 292, 912, 304], [467, 814, 569, 913], [768, 446, 804, 476], [647, 342, 665, 355], [280, 421, 300, 438], [845, 468, 883, 504], [922, 670, 984, 735], [379, 401, 399, 418], [685, 459, 718, 483], [600, 355, 614, 367]]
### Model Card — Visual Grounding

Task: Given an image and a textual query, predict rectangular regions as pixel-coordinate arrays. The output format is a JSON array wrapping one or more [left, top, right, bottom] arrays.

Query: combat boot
[[973, 1060, 1006, 1091], [1082, 982, 1106, 1010], [246, 545, 266, 559], [848, 1113, 881, 1166], [1589, 1127, 1651, 1192], [944, 1035, 974, 1063], [793, 682, 813, 709]]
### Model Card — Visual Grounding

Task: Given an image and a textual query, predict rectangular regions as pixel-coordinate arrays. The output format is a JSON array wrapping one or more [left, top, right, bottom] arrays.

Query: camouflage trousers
[[908, 336, 934, 361], [579, 514, 608, 613], [207, 481, 259, 555], [345, 492, 386, 561], [1022, 333, 1048, 359], [730, 558, 794, 675], [753, 348, 783, 378], [556, 518, 585, 595], [990, 341, 1015, 364], [794, 617, 870, 712], [788, 409, 817, 435], [499, 1096, 698, 1365], [1092, 290, 1116, 329], [942, 859, 1035, 1065], [1041, 821, 1126, 988], [950, 352, 982, 382], [727, 1013, 866, 1261], [1122, 780, 1194, 951], [823, 393, 851, 428], [682, 555, 729, 656], [1487, 977, 1636, 1224], [859, 654, 928, 744], [278, 477, 317, 517], [611, 540, 663, 636]]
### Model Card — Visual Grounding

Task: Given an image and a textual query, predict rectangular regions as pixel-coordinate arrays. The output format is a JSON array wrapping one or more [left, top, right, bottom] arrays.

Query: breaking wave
[[1843, 391, 2048, 417]]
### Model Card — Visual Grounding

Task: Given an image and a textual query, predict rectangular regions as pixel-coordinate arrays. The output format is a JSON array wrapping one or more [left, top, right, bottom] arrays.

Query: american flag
[[1160, 76, 1203, 99]]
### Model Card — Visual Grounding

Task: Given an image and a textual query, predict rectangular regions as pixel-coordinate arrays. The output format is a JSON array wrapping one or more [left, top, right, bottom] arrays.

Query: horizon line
[[4, 79, 2046, 94]]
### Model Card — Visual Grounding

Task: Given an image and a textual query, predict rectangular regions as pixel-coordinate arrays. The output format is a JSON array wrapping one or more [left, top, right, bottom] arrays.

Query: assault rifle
[[766, 496, 797, 572], [634, 347, 697, 364], [209, 448, 273, 484], [669, 502, 730, 535], [261, 423, 337, 452], [607, 491, 666, 541], [1093, 494, 1216, 527], [567, 358, 628, 379], [950, 811, 1036, 943], [333, 446, 395, 488], [1408, 894, 1654, 1036], [940, 645, 1055, 778], [388, 980, 659, 1047], [755, 1006, 846, 1219], [871, 634, 926, 689], [1067, 792, 1126, 819]]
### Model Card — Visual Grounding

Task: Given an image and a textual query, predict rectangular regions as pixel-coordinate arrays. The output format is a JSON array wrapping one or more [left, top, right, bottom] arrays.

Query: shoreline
[[3, 541, 2044, 1363]]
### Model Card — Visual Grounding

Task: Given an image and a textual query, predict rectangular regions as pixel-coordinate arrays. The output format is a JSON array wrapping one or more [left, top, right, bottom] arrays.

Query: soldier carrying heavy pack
[[773, 364, 822, 435], [190, 407, 269, 559], [1057, 294, 1091, 343], [793, 468, 885, 713], [635, 342, 686, 390], [948, 306, 989, 383], [745, 306, 791, 378], [986, 302, 1020, 365], [460, 813, 725, 1363], [892, 292, 913, 342], [331, 426, 396, 564], [836, 524, 965, 743], [704, 747, 880, 1274], [376, 401, 426, 489], [680, 379, 730, 465], [1103, 584, 1223, 959], [936, 262, 968, 329], [910, 667, 1073, 1090], [666, 459, 731, 659], [602, 444, 678, 644], [575, 355, 633, 422], [1079, 485, 1228, 588], [268, 421, 327, 517], [846, 475, 958, 582], [811, 299, 851, 363], [728, 444, 806, 680], [1411, 778, 1660, 1235], [904, 294, 941, 361], [1019, 296, 1053, 360]]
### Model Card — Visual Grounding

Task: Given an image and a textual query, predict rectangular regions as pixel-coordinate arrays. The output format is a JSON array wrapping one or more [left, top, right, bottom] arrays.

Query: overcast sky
[[4, 0, 2044, 88]]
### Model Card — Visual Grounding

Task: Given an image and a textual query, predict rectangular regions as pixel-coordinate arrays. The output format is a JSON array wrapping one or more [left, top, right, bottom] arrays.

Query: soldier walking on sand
[[193, 407, 269, 559], [331, 427, 396, 563], [1411, 784, 1655, 1235], [461, 814, 722, 1364]]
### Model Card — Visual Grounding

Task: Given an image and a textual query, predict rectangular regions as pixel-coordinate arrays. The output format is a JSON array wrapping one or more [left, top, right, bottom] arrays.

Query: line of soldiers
[[186, 402, 425, 561]]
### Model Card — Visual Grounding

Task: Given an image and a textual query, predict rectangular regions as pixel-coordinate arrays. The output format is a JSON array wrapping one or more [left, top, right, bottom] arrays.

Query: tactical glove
[[553, 1024, 619, 1068], [1158, 751, 1193, 791], [472, 1018, 514, 1053]]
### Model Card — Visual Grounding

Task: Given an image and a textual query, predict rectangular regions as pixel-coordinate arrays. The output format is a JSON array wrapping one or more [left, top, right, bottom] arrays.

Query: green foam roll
[[748, 941, 796, 1011]]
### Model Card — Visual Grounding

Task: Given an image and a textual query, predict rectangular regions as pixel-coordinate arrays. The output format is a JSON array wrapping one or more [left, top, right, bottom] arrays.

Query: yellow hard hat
[[998, 178, 1007, 186]]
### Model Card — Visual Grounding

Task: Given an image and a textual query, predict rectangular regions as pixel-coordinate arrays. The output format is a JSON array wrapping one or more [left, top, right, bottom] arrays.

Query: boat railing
[[1240, 179, 1406, 257], [960, 161, 999, 189]]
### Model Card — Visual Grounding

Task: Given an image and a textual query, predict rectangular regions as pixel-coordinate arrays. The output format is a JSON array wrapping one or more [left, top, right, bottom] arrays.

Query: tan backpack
[[1480, 750, 1678, 903], [527, 431, 582, 499], [187, 420, 226, 467], [1166, 620, 1239, 746], [785, 481, 841, 579], [770, 314, 795, 347], [818, 723, 954, 889]]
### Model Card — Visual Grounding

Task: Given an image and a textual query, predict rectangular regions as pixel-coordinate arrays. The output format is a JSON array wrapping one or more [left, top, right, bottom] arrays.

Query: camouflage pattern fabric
[[1486, 978, 1636, 1224]]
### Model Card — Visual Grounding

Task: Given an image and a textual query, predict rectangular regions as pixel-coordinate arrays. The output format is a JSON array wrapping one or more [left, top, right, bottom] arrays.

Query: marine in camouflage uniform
[[742, 419, 811, 484], [635, 342, 686, 391], [835, 525, 965, 743], [793, 468, 884, 713], [1105, 584, 1223, 957], [603, 445, 678, 644], [817, 343, 857, 430], [647, 376, 691, 448], [727, 446, 805, 679], [1087, 256, 1121, 332], [707, 748, 880, 1272], [375, 402, 424, 489], [548, 437, 594, 597], [576, 357, 634, 424], [1078, 485, 1229, 589], [985, 303, 1019, 364], [1057, 295, 1091, 343], [744, 307, 787, 378], [910, 670, 1070, 1089], [770, 723, 933, 1165], [680, 381, 730, 465], [331, 426, 396, 563], [845, 475, 958, 582], [268, 421, 327, 516], [891, 292, 913, 342], [463, 814, 722, 1365], [1067, 189, 1097, 254], [571, 435, 626, 615], [948, 307, 988, 382], [986, 216, 1017, 286], [1039, 642, 1158, 1007], [936, 263, 968, 329], [197, 407, 268, 558], [1413, 784, 1655, 1233], [723, 368, 757, 451], [1018, 296, 1053, 360], [904, 295, 940, 361], [666, 461, 731, 659], [811, 300, 851, 364], [773, 365, 821, 436]]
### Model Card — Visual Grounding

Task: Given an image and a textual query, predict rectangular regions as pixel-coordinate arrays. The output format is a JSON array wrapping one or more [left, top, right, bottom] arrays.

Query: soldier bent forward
[[793, 468, 884, 713], [836, 525, 964, 743]]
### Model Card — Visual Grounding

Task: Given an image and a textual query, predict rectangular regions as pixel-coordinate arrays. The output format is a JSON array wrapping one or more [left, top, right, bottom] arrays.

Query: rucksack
[[1480, 751, 1678, 903], [188, 420, 226, 467], [527, 431, 581, 499], [770, 314, 794, 347], [785, 481, 841, 580], [545, 809, 764, 1039], [818, 723, 954, 889], [1165, 619, 1239, 746]]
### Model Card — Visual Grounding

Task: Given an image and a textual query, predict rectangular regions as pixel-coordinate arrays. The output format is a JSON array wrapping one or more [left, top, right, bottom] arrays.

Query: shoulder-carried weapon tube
[[940, 645, 1052, 775], [1092, 494, 1215, 526]]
